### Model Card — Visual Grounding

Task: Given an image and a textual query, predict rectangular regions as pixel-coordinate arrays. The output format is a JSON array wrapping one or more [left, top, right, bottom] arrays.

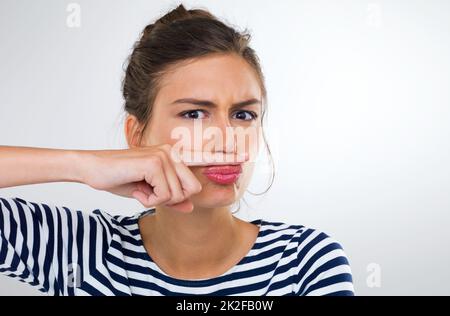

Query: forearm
[[0, 145, 90, 188]]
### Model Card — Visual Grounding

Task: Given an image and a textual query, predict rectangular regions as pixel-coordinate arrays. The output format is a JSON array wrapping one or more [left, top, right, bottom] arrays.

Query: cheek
[[238, 163, 255, 189], [243, 126, 262, 163], [144, 120, 181, 146]]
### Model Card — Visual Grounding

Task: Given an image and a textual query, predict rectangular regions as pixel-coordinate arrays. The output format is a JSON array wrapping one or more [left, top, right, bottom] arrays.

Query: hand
[[82, 144, 246, 213]]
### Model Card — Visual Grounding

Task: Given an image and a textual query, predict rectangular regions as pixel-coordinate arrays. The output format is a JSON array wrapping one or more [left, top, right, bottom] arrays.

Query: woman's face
[[142, 53, 263, 209]]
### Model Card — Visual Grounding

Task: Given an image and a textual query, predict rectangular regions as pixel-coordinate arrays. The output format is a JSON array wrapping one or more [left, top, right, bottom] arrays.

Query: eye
[[232, 110, 258, 121], [180, 109, 208, 120]]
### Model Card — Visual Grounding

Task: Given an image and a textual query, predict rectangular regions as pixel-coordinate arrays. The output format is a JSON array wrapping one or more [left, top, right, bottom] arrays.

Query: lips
[[202, 164, 242, 185]]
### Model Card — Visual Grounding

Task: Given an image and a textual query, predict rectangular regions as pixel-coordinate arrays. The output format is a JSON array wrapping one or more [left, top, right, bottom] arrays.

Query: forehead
[[155, 53, 262, 105]]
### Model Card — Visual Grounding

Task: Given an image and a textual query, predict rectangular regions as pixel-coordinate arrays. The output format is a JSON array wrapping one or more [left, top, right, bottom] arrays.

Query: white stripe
[[58, 206, 69, 295], [119, 256, 275, 295], [296, 248, 348, 294], [50, 205, 60, 295], [257, 227, 300, 243], [1, 201, 14, 271], [305, 281, 354, 296], [34, 202, 49, 292], [40, 203, 56, 295], [0, 197, 354, 296], [70, 205, 80, 294], [80, 212, 115, 295], [94, 216, 131, 295], [302, 264, 353, 295]]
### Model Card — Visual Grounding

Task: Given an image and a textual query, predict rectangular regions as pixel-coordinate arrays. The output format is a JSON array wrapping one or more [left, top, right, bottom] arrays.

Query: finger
[[165, 148, 203, 197], [171, 149, 249, 166], [132, 190, 152, 208], [157, 150, 187, 205], [143, 162, 171, 206], [134, 179, 193, 212], [137, 180, 152, 196]]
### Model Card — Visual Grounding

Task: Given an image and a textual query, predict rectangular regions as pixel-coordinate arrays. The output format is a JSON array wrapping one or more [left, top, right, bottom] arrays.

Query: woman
[[0, 4, 354, 296]]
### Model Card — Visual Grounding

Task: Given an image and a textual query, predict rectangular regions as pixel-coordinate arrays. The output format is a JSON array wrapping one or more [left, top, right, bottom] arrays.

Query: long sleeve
[[0, 196, 113, 295]]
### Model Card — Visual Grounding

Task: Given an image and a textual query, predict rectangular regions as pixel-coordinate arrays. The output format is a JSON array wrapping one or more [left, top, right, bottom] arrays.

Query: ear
[[124, 114, 142, 148]]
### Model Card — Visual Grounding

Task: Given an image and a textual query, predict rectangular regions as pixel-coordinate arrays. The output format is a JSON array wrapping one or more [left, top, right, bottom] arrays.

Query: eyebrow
[[170, 97, 261, 108]]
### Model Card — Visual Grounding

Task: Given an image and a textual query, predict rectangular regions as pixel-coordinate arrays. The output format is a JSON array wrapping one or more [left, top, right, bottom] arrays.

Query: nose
[[205, 113, 238, 155]]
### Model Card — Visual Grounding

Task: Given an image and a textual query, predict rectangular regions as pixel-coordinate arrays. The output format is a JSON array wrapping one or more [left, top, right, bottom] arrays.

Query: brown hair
[[121, 3, 274, 207]]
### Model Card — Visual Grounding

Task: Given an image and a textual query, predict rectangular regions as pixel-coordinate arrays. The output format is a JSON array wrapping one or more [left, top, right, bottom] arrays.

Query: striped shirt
[[0, 196, 355, 296]]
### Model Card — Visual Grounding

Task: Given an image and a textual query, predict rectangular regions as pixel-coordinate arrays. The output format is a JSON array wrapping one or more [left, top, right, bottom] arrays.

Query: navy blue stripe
[[0, 197, 354, 296], [296, 244, 343, 287], [29, 202, 43, 287], [298, 256, 351, 295], [75, 210, 84, 289], [41, 203, 55, 293], [0, 202, 8, 265], [14, 200, 31, 280], [210, 278, 271, 295], [252, 233, 300, 250], [87, 216, 128, 296], [62, 206, 75, 296], [324, 290, 354, 296], [303, 273, 353, 295], [0, 199, 20, 271], [55, 207, 65, 294]]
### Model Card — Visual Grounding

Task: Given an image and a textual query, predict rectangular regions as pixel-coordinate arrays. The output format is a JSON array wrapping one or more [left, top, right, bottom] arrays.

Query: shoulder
[[91, 208, 154, 240], [257, 219, 354, 296], [293, 224, 354, 296], [258, 219, 349, 258], [255, 219, 305, 237]]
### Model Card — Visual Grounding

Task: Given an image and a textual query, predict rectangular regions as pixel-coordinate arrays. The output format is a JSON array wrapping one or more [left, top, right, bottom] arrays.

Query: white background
[[1, 0, 449, 295]]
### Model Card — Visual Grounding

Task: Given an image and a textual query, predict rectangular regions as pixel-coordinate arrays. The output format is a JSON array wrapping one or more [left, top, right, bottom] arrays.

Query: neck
[[139, 204, 241, 277]]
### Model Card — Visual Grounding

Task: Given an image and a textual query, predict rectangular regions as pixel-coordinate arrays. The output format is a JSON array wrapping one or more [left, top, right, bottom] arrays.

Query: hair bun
[[142, 4, 209, 39], [156, 4, 191, 25], [142, 4, 216, 38]]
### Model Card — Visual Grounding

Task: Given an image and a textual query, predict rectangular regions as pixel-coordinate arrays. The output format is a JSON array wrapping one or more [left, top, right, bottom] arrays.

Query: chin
[[191, 183, 239, 208]]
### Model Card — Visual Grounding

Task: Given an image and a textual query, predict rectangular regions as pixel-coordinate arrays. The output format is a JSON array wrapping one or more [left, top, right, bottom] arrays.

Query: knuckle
[[150, 148, 168, 164], [193, 181, 203, 193], [160, 144, 172, 152], [158, 190, 171, 200], [171, 193, 185, 204], [157, 148, 169, 161], [187, 182, 202, 195], [159, 191, 171, 202], [142, 201, 152, 208], [161, 144, 180, 162], [148, 155, 162, 168]]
